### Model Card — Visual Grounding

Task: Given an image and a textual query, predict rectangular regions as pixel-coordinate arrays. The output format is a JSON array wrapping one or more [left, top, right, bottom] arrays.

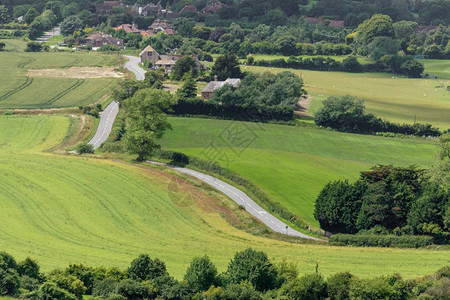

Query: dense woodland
[[0, 250, 449, 299]]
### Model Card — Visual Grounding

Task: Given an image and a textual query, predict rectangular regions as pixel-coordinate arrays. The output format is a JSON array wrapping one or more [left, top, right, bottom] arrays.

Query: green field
[[1, 115, 448, 279], [245, 60, 450, 131], [160, 117, 437, 226], [421, 59, 450, 80], [0, 39, 119, 109]]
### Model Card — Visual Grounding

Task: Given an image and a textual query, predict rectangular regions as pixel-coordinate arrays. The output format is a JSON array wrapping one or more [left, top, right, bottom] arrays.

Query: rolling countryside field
[[245, 60, 450, 131], [0, 39, 120, 109], [160, 117, 438, 226], [1, 115, 449, 279]]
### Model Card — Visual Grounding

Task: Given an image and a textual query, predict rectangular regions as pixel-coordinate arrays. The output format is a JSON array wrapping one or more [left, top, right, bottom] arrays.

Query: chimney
[[214, 75, 218, 81]]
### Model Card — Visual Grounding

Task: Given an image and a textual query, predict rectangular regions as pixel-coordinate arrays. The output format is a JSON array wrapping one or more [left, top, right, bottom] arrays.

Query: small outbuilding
[[201, 76, 241, 99]]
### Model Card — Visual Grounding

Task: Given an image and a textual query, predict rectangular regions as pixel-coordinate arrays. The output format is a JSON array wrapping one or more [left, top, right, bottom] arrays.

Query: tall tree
[[210, 52, 242, 80], [123, 89, 176, 161]]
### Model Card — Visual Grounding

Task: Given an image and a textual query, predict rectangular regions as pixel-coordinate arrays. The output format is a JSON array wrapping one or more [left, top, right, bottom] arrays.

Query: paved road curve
[[88, 101, 119, 150], [124, 55, 146, 80], [88, 56, 146, 150], [36, 26, 60, 42], [147, 161, 325, 241], [92, 55, 324, 241]]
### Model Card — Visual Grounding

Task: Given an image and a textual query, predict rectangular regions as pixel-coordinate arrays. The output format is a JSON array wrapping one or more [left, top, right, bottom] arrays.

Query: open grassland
[[421, 59, 450, 80], [0, 39, 119, 109], [1, 115, 448, 279], [245, 62, 450, 131], [160, 117, 437, 226]]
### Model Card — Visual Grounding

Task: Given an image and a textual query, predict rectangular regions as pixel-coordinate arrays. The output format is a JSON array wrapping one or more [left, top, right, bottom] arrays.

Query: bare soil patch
[[28, 67, 125, 79], [295, 95, 314, 118]]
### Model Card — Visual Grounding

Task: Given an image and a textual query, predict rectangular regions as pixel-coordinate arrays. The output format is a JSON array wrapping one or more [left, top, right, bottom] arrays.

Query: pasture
[[160, 117, 437, 226], [0, 39, 119, 109], [244, 61, 450, 131], [0, 115, 448, 279]]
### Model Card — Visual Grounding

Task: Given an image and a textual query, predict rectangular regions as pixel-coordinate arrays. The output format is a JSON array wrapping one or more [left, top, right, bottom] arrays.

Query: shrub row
[[330, 234, 434, 248], [155, 149, 309, 231], [170, 98, 294, 122]]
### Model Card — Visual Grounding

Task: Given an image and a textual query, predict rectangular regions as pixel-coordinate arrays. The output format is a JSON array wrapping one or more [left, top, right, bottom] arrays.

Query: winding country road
[[90, 55, 324, 241]]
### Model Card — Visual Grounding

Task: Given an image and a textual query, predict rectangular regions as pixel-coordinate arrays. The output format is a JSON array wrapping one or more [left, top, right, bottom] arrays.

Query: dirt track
[[28, 67, 125, 79]]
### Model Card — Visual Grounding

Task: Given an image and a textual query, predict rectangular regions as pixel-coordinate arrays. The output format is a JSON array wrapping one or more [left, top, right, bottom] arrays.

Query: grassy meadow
[[1, 115, 448, 279], [0, 39, 119, 109], [244, 60, 450, 131], [160, 117, 437, 226]]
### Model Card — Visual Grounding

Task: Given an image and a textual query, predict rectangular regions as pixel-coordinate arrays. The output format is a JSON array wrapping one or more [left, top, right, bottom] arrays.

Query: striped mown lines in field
[[44, 79, 85, 105], [0, 77, 33, 101]]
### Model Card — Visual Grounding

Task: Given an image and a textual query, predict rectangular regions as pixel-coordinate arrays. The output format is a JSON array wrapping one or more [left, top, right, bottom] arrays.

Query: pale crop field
[[0, 115, 448, 279], [0, 39, 119, 109]]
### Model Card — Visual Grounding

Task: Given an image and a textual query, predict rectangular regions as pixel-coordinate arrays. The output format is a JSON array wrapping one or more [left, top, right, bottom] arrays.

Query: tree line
[[0, 249, 449, 299], [314, 160, 449, 244]]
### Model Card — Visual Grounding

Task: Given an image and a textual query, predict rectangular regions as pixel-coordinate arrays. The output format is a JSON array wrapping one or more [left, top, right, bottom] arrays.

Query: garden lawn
[[245, 64, 450, 131], [160, 117, 437, 226], [1, 115, 448, 279]]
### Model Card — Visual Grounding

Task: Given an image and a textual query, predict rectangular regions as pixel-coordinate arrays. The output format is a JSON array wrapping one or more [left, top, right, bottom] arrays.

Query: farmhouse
[[85, 33, 124, 50], [113, 24, 141, 34], [201, 76, 241, 99], [201, 1, 225, 15], [140, 45, 202, 73]]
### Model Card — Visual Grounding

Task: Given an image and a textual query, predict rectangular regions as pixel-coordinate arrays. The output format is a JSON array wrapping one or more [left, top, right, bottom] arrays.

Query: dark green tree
[[225, 248, 278, 291], [176, 73, 197, 100], [0, 5, 8, 24], [314, 180, 367, 233], [184, 255, 217, 293], [278, 273, 327, 300], [18, 257, 41, 280], [356, 14, 395, 46], [24, 7, 39, 24], [128, 254, 169, 281], [171, 56, 198, 80], [326, 272, 354, 300], [36, 282, 77, 300], [211, 52, 242, 81], [60, 15, 83, 36]]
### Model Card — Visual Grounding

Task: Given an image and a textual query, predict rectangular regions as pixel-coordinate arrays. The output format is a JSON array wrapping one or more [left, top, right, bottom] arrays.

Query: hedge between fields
[[330, 234, 434, 248], [170, 99, 294, 122], [155, 149, 313, 233]]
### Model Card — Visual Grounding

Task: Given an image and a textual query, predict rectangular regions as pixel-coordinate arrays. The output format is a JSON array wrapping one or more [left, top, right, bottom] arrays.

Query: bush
[[77, 143, 94, 155], [25, 41, 42, 52], [330, 234, 434, 248]]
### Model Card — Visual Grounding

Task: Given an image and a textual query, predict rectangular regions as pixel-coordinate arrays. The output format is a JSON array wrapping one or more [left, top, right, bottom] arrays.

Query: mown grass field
[[160, 117, 437, 226], [245, 60, 450, 131], [1, 115, 448, 279], [0, 39, 119, 109]]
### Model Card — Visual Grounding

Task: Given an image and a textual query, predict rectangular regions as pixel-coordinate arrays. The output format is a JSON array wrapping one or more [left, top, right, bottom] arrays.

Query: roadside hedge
[[330, 234, 434, 248]]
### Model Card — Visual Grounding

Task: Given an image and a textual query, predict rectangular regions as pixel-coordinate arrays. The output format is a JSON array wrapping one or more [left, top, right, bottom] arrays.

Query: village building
[[201, 76, 241, 99], [180, 3, 197, 13], [85, 32, 124, 50], [139, 45, 202, 73], [147, 19, 176, 35], [93, 1, 120, 14], [113, 24, 141, 34], [201, 1, 225, 15]]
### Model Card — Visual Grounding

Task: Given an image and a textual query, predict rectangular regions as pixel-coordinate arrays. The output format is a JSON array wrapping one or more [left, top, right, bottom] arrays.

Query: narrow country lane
[[90, 55, 325, 241]]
